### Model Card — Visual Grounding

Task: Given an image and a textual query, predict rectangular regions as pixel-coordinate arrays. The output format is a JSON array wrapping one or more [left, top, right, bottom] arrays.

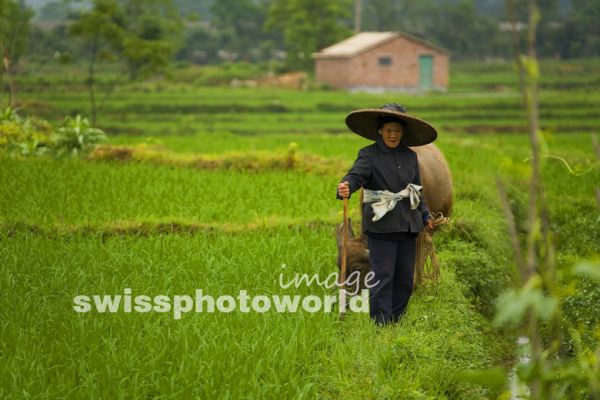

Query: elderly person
[[336, 103, 436, 326]]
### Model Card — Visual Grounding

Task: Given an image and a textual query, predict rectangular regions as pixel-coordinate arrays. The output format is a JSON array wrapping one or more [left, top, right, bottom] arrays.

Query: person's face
[[379, 121, 403, 148]]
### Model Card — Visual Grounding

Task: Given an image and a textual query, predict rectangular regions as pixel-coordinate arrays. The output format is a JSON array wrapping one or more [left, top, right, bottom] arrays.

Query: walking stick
[[339, 196, 349, 320]]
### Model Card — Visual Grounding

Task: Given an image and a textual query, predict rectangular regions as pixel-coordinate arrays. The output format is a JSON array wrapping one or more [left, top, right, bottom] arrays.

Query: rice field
[[1, 60, 599, 398]]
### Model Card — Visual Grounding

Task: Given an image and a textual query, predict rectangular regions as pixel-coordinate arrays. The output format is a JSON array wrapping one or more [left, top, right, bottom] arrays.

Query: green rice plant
[[0, 227, 507, 399], [1, 57, 599, 397]]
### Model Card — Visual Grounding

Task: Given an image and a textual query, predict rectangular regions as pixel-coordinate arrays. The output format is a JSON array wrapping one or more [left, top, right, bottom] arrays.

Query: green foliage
[[118, 0, 183, 79], [120, 34, 175, 79], [69, 0, 125, 53], [494, 275, 558, 327], [562, 276, 600, 345], [17, 0, 600, 65], [67, 0, 183, 124], [187, 62, 274, 86], [457, 367, 507, 395], [426, 0, 507, 59], [0, 149, 511, 398], [0, 105, 19, 122], [175, 24, 220, 64], [210, 0, 276, 62], [1, 57, 598, 397], [487, 1, 600, 397], [574, 260, 600, 282], [0, 0, 33, 65], [71, 2, 179, 63], [265, 0, 352, 70], [0, 106, 53, 155], [561, 260, 600, 349], [55, 115, 107, 156], [70, 0, 182, 79], [441, 241, 512, 317], [558, 0, 600, 58], [0, 107, 105, 157], [0, 220, 506, 399]]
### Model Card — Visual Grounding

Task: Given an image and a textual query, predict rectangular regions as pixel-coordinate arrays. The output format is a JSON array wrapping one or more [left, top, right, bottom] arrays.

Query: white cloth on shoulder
[[363, 184, 422, 222]]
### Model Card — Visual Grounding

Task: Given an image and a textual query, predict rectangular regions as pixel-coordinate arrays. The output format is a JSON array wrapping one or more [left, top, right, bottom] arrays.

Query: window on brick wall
[[378, 57, 392, 66]]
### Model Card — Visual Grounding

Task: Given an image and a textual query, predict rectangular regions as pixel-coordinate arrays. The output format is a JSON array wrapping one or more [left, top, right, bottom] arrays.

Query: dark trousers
[[367, 235, 417, 325]]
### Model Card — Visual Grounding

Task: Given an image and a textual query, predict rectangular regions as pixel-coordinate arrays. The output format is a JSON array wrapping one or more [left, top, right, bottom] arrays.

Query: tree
[[70, 0, 182, 125], [559, 0, 600, 58], [28, 23, 76, 63], [427, 0, 503, 59], [176, 24, 220, 64], [211, 0, 273, 62], [265, 0, 352, 70], [0, 0, 33, 107], [361, 0, 404, 31], [534, 0, 562, 57], [361, 0, 437, 33], [69, 0, 126, 126], [118, 0, 183, 79], [172, 0, 212, 20]]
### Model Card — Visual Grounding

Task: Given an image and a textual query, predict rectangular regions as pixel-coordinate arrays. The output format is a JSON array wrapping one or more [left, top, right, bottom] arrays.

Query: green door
[[419, 55, 433, 91]]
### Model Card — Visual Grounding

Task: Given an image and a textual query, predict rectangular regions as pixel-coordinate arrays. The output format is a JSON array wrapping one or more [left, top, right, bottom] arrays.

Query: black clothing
[[366, 230, 418, 241], [367, 235, 417, 325], [336, 136, 430, 234], [337, 135, 431, 325]]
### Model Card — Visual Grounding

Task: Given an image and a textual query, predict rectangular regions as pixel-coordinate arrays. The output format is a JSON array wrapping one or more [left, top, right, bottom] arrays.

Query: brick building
[[313, 32, 450, 92]]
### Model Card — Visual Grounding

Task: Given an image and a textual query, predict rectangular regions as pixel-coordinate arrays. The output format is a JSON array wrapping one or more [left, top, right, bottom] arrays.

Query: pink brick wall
[[315, 58, 351, 89], [315, 36, 449, 91]]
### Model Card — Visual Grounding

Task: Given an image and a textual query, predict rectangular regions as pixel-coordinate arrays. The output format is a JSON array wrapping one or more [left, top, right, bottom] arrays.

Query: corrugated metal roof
[[314, 32, 397, 58], [313, 31, 450, 59]]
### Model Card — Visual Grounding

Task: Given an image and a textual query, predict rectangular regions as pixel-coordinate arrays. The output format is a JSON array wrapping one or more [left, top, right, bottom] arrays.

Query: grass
[[1, 59, 599, 398], [1, 129, 596, 397], [0, 227, 505, 399], [17, 91, 599, 141], [0, 157, 341, 226]]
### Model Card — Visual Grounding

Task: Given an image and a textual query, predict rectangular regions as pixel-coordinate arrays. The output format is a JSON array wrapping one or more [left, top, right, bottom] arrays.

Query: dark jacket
[[337, 136, 431, 235]]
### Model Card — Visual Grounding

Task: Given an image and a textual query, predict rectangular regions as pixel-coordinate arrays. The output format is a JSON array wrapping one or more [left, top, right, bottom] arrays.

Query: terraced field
[[1, 60, 598, 398]]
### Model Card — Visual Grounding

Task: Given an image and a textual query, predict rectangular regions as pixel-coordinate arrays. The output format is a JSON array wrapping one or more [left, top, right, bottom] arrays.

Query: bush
[[441, 241, 512, 317], [562, 276, 600, 347], [0, 107, 54, 156], [54, 115, 107, 156], [0, 107, 105, 157]]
